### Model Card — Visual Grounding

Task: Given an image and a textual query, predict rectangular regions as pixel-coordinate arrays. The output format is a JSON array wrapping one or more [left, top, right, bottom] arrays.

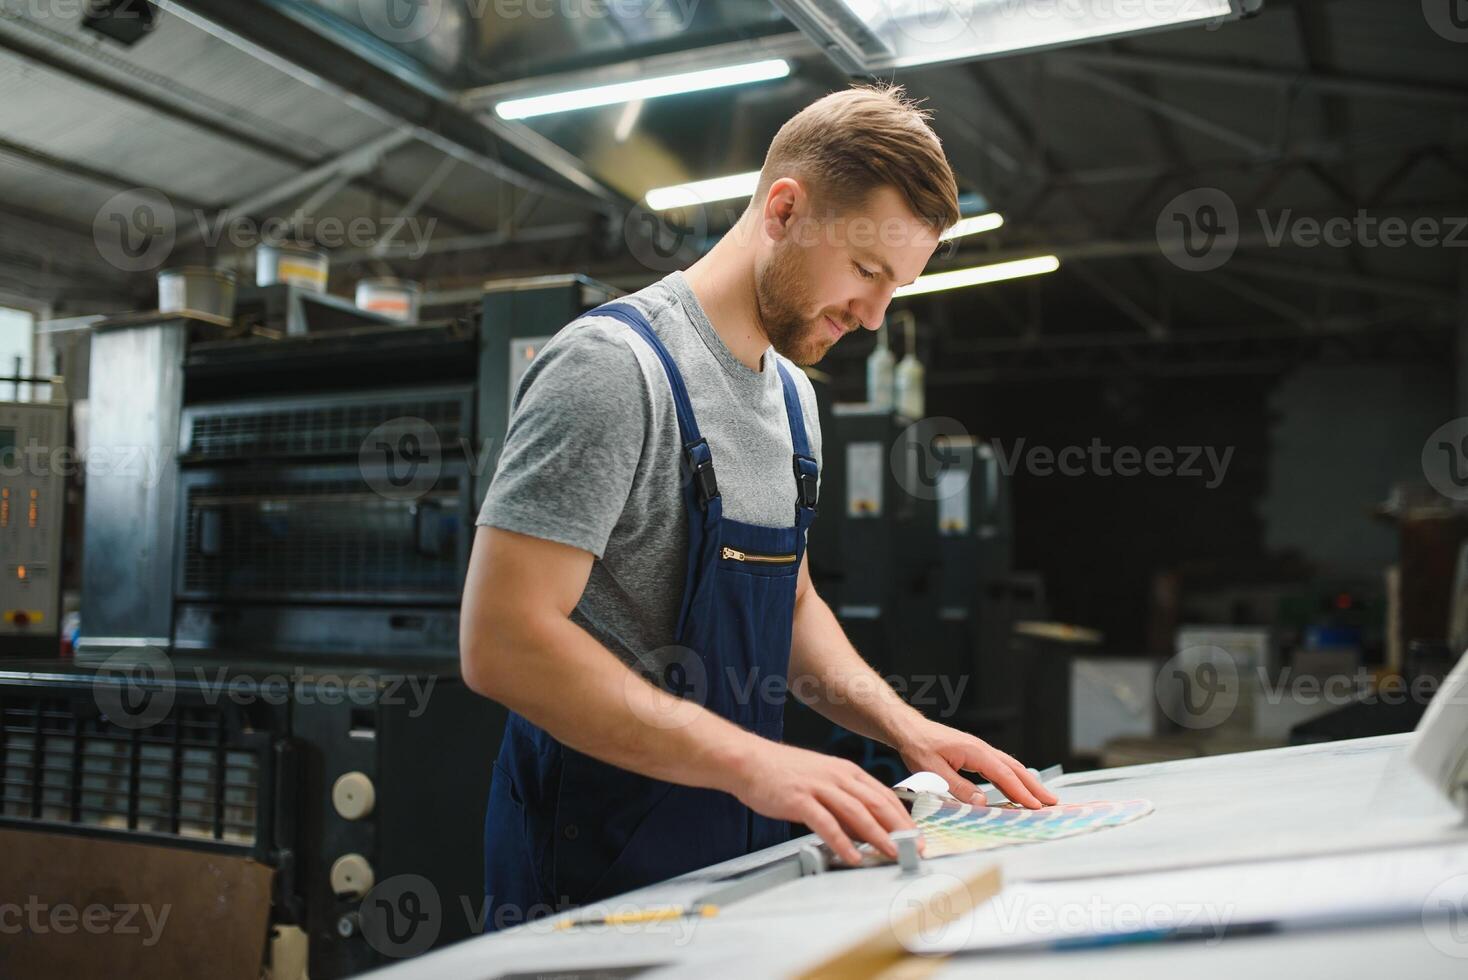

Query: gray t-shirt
[[475, 270, 823, 667]]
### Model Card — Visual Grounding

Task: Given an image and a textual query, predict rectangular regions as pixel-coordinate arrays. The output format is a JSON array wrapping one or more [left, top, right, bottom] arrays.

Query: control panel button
[[332, 771, 376, 820], [330, 854, 375, 899]]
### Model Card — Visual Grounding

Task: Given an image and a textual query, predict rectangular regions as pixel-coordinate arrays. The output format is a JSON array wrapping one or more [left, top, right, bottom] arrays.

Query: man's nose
[[852, 294, 891, 332]]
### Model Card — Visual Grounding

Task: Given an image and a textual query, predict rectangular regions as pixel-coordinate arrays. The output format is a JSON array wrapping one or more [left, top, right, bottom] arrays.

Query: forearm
[[787, 588, 925, 749], [464, 607, 760, 795]]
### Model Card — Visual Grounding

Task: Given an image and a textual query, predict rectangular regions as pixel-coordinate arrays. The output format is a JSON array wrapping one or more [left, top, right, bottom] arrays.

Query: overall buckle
[[684, 438, 720, 509], [793, 454, 819, 513]]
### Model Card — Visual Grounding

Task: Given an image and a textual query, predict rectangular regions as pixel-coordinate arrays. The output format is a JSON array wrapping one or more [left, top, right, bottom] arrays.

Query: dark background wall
[[916, 357, 1451, 652], [1262, 362, 1452, 575]]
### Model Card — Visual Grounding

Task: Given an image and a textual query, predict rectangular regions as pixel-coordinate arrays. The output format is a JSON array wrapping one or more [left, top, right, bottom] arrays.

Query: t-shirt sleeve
[[475, 322, 647, 559]]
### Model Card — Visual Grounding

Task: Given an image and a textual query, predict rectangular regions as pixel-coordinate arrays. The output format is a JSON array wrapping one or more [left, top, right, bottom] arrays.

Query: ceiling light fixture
[[644, 171, 763, 211], [940, 212, 1004, 241], [771, 0, 1259, 73], [895, 255, 1060, 297], [495, 59, 791, 120]]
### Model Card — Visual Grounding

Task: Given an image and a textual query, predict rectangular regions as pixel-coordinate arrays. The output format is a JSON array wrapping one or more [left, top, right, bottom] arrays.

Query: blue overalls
[[482, 301, 820, 930]]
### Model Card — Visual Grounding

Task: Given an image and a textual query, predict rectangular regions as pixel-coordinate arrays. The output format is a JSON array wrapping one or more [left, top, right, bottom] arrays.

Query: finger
[[845, 786, 921, 850], [802, 802, 862, 866], [981, 759, 1045, 809], [1016, 766, 1059, 805], [821, 787, 898, 860], [997, 752, 1059, 805], [818, 786, 898, 860], [843, 770, 916, 830], [928, 759, 981, 805]]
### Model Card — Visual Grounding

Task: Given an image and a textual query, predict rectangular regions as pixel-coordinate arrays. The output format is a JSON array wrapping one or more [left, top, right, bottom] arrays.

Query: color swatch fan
[[861, 795, 1154, 864]]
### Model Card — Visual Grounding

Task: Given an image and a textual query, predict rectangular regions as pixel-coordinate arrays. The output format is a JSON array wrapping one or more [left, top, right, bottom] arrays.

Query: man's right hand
[[722, 741, 919, 866]]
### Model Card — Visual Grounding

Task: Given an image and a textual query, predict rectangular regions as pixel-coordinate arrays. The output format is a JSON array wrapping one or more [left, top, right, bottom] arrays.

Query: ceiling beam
[[172, 129, 417, 247], [459, 32, 817, 108], [1292, 0, 1371, 318], [335, 220, 591, 263], [962, 62, 1109, 232], [0, 134, 213, 214], [1051, 62, 1273, 157], [1206, 269, 1315, 329], [1226, 258, 1454, 305], [0, 19, 480, 236], [1067, 261, 1169, 339], [1048, 50, 1468, 107], [161, 0, 625, 213]]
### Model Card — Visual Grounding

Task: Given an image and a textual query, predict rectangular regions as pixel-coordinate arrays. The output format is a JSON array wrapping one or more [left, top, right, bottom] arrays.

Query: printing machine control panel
[[0, 398, 67, 641]]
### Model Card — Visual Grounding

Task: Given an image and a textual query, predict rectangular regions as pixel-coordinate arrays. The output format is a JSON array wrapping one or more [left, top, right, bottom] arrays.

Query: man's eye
[[855, 264, 877, 280]]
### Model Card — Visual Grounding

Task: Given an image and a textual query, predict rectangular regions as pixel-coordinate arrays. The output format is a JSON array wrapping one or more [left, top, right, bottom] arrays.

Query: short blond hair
[[755, 83, 960, 232]]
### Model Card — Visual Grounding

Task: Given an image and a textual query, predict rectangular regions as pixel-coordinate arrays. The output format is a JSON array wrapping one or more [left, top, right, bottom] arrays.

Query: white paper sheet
[[906, 841, 1468, 954]]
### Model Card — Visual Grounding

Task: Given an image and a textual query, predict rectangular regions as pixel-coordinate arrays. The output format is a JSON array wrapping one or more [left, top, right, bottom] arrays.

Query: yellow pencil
[[554, 904, 720, 929]]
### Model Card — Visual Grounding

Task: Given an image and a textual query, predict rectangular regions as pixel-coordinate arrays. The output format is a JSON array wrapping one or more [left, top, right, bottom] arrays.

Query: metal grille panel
[[185, 395, 468, 459], [182, 476, 463, 599], [0, 696, 262, 846]]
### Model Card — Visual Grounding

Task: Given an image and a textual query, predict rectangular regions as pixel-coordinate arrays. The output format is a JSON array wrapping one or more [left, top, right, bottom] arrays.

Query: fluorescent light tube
[[781, 0, 1242, 72], [895, 255, 1059, 297], [644, 171, 762, 211], [939, 212, 1004, 241], [496, 59, 790, 120]]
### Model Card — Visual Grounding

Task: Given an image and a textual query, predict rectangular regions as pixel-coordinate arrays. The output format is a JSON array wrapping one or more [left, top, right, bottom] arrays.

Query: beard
[[754, 244, 831, 366]]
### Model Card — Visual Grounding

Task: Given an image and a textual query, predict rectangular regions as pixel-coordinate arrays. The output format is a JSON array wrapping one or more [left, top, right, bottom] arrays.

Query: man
[[460, 83, 1056, 932]]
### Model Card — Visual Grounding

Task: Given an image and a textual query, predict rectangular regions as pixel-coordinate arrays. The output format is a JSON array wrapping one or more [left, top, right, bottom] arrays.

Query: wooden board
[[0, 827, 274, 980]]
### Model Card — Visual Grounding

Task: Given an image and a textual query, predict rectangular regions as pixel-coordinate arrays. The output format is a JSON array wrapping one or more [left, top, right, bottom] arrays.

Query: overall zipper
[[721, 546, 797, 564]]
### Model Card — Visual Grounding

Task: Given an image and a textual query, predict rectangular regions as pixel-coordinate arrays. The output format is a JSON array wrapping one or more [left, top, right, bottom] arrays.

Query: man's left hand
[[895, 718, 1059, 809]]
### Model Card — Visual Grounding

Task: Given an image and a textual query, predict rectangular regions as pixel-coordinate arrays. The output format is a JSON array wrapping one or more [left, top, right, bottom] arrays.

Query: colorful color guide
[[862, 796, 1155, 864]]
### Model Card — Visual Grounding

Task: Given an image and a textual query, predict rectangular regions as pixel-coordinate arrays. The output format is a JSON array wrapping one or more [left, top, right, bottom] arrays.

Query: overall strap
[[587, 301, 719, 509], [774, 360, 819, 519]]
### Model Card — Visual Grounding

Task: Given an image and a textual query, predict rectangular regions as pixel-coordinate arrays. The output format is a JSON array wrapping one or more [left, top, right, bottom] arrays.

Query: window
[[0, 306, 35, 400]]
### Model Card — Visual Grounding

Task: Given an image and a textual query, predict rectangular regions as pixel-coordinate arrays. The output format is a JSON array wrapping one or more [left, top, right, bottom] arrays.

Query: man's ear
[[762, 177, 801, 242]]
